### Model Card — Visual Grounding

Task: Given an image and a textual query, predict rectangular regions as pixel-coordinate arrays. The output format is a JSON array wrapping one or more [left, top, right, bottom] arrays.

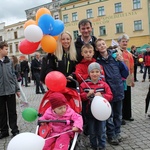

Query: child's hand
[[95, 92, 102, 97], [72, 127, 79, 132], [116, 54, 123, 61], [87, 89, 94, 97], [41, 123, 46, 126]]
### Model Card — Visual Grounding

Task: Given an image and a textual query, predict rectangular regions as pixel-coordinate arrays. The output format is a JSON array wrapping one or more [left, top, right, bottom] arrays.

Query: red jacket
[[80, 79, 113, 102], [75, 58, 105, 84]]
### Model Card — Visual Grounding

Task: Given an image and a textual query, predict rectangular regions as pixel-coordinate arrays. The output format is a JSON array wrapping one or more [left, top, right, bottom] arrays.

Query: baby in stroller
[[38, 92, 83, 150]]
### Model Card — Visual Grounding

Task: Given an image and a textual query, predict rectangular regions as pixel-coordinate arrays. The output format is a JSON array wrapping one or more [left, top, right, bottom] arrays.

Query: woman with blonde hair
[[40, 31, 77, 87], [11, 55, 28, 103]]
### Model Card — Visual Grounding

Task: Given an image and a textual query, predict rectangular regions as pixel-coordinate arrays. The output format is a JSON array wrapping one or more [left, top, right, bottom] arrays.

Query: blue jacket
[[97, 50, 124, 102]]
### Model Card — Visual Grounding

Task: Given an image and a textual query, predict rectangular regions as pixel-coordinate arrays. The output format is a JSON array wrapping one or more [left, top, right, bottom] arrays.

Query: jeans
[[143, 66, 150, 80], [88, 117, 106, 148], [106, 100, 122, 138]]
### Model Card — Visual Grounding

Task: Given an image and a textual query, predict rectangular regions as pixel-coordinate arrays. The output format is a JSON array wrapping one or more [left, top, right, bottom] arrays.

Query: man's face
[[0, 46, 8, 57], [79, 22, 92, 38], [119, 38, 128, 50]]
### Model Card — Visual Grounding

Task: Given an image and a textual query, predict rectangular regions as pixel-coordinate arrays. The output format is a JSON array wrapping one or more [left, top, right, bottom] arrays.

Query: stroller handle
[[66, 77, 79, 90], [38, 119, 74, 125]]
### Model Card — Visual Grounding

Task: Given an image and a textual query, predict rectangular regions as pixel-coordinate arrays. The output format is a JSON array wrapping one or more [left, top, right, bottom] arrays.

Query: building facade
[[61, 0, 150, 48]]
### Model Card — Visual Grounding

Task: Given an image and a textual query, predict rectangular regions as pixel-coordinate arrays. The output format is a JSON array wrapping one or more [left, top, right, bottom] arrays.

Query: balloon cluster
[[19, 8, 64, 54]]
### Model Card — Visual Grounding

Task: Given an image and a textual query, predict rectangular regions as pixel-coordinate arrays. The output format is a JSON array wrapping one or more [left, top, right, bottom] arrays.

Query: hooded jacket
[[0, 56, 20, 96], [39, 105, 83, 137]]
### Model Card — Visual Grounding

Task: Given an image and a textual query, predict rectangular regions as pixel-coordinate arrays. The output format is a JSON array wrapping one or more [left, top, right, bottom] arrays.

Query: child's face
[[96, 40, 107, 53], [89, 69, 101, 81], [81, 47, 94, 60], [0, 46, 8, 57], [54, 105, 67, 116]]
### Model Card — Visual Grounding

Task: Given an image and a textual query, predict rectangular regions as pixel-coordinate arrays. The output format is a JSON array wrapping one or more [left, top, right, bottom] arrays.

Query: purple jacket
[[39, 105, 83, 136]]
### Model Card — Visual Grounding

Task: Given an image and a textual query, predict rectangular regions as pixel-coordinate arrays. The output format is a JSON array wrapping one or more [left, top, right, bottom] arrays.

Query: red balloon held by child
[[45, 71, 67, 92]]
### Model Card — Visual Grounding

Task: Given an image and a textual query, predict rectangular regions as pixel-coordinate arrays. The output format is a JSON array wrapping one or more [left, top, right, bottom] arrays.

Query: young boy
[[0, 41, 20, 138], [95, 38, 128, 145], [75, 43, 104, 84], [80, 62, 113, 150]]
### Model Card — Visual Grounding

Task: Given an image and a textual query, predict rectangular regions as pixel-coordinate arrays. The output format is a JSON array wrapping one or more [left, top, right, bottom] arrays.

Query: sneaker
[[142, 80, 145, 82], [121, 119, 126, 125], [116, 134, 122, 142], [107, 137, 119, 145]]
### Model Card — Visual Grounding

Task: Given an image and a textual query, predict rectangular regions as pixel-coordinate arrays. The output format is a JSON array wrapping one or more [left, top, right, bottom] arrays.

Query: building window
[[54, 14, 59, 19], [0, 36, 2, 41], [134, 20, 142, 31], [14, 31, 18, 39], [15, 43, 19, 52], [63, 14, 68, 23], [98, 6, 105, 16], [72, 12, 78, 21], [86, 9, 93, 18], [73, 30, 78, 40], [133, 0, 141, 9], [116, 23, 123, 33], [99, 26, 106, 36], [9, 44, 13, 53], [115, 3, 122, 13]]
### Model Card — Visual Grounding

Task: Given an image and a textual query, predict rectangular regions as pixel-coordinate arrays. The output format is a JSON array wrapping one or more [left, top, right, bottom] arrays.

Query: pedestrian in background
[[142, 47, 150, 82], [11, 55, 28, 103], [130, 45, 139, 82], [0, 41, 20, 139], [31, 52, 46, 94]]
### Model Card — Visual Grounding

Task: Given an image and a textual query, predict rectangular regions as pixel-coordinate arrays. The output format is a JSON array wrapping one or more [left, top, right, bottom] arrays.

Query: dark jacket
[[40, 52, 77, 83], [75, 35, 98, 63], [0, 56, 20, 96], [96, 50, 125, 102], [20, 60, 29, 74], [31, 58, 42, 74]]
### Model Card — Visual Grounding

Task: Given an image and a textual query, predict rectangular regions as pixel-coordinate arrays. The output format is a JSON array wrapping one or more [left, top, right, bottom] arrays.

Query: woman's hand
[[72, 127, 79, 132]]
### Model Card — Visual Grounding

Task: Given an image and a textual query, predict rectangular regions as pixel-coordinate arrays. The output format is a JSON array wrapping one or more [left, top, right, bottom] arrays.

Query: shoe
[[107, 137, 119, 145], [11, 132, 19, 138], [125, 117, 134, 121], [42, 91, 46, 94], [116, 134, 122, 142], [0, 133, 9, 139], [121, 119, 126, 125], [142, 80, 145, 82], [36, 92, 42, 94], [134, 80, 138, 82], [88, 146, 97, 150], [99, 148, 106, 150]]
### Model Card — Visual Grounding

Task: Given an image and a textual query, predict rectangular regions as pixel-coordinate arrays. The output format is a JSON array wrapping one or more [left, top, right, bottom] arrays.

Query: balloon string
[[45, 130, 73, 140], [78, 73, 91, 89]]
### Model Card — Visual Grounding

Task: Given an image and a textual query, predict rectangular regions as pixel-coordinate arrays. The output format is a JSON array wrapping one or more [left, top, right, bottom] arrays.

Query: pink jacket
[[39, 105, 83, 137]]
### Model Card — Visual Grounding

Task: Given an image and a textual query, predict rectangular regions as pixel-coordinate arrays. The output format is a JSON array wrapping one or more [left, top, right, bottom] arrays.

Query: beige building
[[61, 0, 150, 48]]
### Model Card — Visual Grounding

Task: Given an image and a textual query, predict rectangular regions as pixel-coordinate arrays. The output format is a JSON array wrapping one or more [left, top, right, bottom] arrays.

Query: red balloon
[[45, 71, 67, 92], [19, 39, 40, 54]]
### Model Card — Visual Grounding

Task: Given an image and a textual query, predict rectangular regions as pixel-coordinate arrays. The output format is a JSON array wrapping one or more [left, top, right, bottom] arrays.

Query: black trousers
[[0, 94, 19, 134], [122, 86, 132, 119]]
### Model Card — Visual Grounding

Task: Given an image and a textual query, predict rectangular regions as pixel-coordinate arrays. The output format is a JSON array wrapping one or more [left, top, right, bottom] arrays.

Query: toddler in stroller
[[38, 92, 83, 150]]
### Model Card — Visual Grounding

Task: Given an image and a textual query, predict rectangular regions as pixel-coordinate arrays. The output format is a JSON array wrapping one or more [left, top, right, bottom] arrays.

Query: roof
[[137, 44, 150, 53], [61, 0, 78, 5]]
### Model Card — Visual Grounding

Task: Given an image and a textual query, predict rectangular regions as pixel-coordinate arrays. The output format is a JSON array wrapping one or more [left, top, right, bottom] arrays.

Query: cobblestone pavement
[[0, 68, 150, 150]]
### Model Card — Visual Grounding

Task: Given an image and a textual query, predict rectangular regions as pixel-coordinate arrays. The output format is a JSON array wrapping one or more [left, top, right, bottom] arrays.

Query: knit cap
[[49, 92, 67, 109], [88, 62, 101, 74]]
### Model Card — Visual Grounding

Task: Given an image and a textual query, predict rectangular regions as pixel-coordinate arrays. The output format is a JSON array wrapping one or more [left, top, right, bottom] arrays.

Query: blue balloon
[[38, 14, 54, 35], [50, 19, 64, 36]]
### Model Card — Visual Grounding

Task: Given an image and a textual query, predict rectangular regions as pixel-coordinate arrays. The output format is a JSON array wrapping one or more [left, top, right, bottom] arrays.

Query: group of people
[[0, 18, 143, 150]]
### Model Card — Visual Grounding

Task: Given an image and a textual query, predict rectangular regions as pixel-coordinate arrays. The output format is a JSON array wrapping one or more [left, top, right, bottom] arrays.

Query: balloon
[[38, 14, 54, 34], [24, 25, 43, 42], [91, 96, 112, 121], [53, 35, 59, 41], [7, 132, 45, 150], [22, 107, 38, 122], [50, 19, 64, 36], [36, 7, 51, 22], [45, 71, 67, 92], [24, 19, 37, 29], [41, 35, 57, 53], [19, 39, 40, 54], [139, 58, 143, 63]]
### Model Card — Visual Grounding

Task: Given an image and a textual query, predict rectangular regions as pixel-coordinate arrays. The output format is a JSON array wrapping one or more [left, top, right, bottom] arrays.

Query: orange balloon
[[36, 8, 51, 22], [24, 20, 37, 29], [53, 36, 59, 41], [41, 35, 57, 53]]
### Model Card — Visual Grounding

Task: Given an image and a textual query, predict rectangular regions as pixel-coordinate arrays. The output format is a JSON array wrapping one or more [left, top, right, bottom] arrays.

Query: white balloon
[[24, 25, 43, 42], [91, 96, 112, 121], [7, 132, 45, 150]]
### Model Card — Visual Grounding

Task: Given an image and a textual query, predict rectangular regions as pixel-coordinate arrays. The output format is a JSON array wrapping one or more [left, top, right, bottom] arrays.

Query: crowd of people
[[0, 18, 150, 150]]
